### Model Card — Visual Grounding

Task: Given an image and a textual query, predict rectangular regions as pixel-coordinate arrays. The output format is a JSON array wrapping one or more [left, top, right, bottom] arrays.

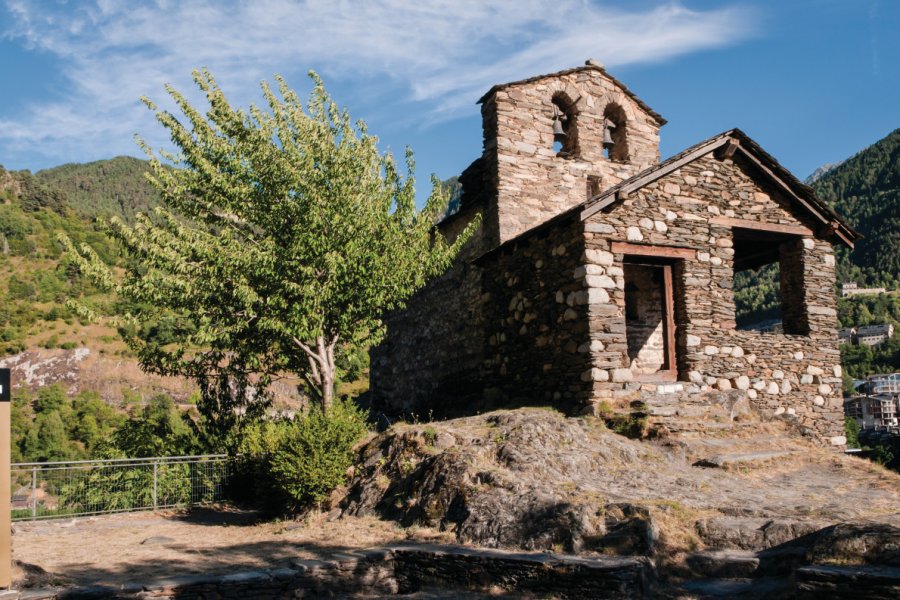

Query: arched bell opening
[[602, 103, 629, 162], [550, 93, 579, 158]]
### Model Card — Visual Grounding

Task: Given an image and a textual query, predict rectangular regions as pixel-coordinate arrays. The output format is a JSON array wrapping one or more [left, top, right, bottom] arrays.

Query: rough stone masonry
[[370, 60, 860, 446]]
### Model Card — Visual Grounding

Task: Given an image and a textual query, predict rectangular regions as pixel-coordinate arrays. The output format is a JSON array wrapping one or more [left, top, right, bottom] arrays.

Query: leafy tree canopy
[[62, 69, 479, 428]]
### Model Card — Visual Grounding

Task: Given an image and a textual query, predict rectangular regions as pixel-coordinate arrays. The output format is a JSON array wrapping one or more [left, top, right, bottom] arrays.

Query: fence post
[[31, 466, 37, 520], [152, 461, 158, 511]]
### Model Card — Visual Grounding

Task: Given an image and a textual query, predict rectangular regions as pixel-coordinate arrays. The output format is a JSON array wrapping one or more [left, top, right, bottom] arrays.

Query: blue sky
[[0, 0, 897, 198]]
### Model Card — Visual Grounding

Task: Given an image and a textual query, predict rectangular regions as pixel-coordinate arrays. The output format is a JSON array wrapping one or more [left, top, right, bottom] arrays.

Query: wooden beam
[[662, 264, 677, 373], [611, 241, 697, 259], [714, 137, 740, 161], [708, 216, 813, 236], [634, 370, 678, 383]]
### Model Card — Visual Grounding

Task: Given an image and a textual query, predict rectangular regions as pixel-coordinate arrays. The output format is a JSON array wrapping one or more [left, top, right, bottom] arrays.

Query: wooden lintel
[[610, 241, 696, 259], [708, 216, 813, 236], [714, 138, 740, 161]]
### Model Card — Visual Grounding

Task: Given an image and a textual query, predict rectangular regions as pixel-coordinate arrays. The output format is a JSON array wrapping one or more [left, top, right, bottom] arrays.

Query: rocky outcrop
[[342, 408, 900, 559], [340, 407, 900, 597]]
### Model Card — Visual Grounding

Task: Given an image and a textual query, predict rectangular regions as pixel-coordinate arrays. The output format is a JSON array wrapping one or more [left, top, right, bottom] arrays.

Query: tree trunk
[[318, 336, 337, 412], [296, 335, 338, 412]]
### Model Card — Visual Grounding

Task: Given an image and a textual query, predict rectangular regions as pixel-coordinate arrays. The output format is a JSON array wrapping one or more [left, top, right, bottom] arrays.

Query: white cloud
[[0, 0, 759, 163]]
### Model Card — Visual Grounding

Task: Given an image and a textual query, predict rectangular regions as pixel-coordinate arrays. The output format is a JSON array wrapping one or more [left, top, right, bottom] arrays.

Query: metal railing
[[10, 454, 229, 521]]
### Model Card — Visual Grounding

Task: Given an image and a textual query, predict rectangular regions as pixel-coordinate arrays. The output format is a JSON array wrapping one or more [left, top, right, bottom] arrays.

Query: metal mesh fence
[[10, 455, 229, 520]]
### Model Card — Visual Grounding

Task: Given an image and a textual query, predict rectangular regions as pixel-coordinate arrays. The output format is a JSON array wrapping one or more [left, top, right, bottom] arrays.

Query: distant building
[[866, 373, 900, 395], [838, 327, 855, 344], [844, 394, 899, 431], [856, 323, 894, 347], [841, 282, 887, 298]]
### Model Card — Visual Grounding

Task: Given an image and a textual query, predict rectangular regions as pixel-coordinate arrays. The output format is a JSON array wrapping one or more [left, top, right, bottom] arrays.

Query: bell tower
[[477, 59, 665, 244]]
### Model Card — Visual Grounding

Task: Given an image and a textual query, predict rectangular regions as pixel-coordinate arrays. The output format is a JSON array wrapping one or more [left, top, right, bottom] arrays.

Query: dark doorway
[[624, 260, 677, 381]]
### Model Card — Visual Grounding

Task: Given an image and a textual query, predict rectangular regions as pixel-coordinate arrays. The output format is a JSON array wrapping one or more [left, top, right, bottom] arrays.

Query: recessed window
[[733, 228, 809, 335]]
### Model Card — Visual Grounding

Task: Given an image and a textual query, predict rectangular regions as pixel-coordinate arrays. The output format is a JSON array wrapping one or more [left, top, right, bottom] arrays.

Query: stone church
[[371, 60, 859, 445]]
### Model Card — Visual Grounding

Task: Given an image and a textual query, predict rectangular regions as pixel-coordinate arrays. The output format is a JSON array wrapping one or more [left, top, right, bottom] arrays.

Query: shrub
[[269, 398, 369, 509], [844, 416, 860, 449], [235, 398, 369, 512]]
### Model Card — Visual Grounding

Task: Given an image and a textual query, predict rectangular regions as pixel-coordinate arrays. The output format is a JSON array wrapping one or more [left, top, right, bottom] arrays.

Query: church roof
[[476, 129, 860, 264], [477, 61, 667, 126], [581, 128, 859, 247]]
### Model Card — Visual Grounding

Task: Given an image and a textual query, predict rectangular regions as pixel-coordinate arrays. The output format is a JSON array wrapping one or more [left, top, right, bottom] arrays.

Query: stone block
[[587, 288, 610, 304], [611, 368, 633, 383], [626, 226, 643, 241], [586, 274, 616, 289], [585, 248, 614, 266]]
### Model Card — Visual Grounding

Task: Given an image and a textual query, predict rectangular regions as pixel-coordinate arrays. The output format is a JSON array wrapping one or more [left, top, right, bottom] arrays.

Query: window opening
[[624, 259, 678, 381], [733, 228, 808, 335]]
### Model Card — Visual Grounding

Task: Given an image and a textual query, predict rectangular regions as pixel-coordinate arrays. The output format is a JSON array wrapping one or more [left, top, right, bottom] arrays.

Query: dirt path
[[12, 507, 451, 588]]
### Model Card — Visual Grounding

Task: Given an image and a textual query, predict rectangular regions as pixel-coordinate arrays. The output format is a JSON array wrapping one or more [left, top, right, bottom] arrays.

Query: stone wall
[[27, 545, 652, 600], [574, 153, 845, 443], [480, 216, 594, 413], [487, 68, 661, 244], [370, 206, 487, 418]]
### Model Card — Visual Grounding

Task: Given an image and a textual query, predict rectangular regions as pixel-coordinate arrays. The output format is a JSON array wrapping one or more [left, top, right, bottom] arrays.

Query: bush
[[236, 398, 369, 512], [844, 416, 860, 448], [270, 398, 369, 509]]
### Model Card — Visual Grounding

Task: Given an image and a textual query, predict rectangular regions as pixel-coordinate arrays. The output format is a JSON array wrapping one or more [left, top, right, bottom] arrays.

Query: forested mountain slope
[[35, 156, 161, 221], [812, 128, 900, 287]]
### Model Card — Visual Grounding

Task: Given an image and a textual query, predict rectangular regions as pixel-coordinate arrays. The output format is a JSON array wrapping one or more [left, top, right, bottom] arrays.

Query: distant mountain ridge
[[805, 161, 844, 184]]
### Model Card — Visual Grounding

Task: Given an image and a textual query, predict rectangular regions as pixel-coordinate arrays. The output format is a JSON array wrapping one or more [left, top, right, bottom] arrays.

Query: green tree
[[34, 384, 68, 414], [62, 69, 478, 422], [114, 394, 198, 457], [31, 412, 75, 462]]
